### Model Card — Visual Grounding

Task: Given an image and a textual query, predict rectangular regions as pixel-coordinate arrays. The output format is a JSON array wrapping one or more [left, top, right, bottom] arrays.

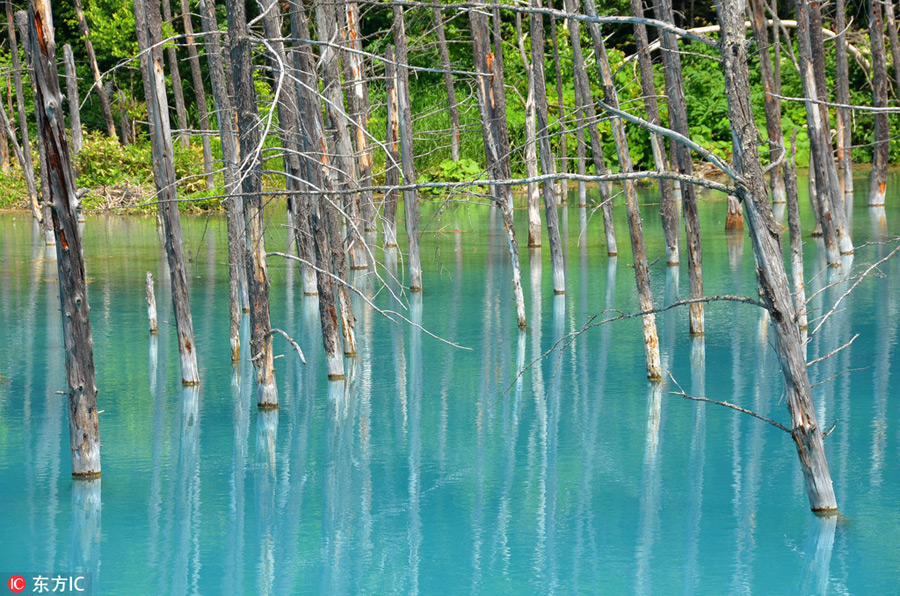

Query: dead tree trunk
[[530, 0, 566, 295], [516, 13, 543, 248], [62, 45, 83, 154], [146, 271, 159, 334], [885, 0, 900, 100], [869, 0, 890, 206], [0, 101, 36, 206], [586, 6, 662, 381], [227, 0, 278, 406], [750, 0, 787, 204], [393, 6, 423, 292], [383, 45, 401, 250], [470, 7, 527, 329], [160, 0, 189, 149], [563, 0, 617, 255], [715, 0, 837, 513], [548, 0, 566, 202], [142, 0, 201, 386], [72, 0, 116, 140], [834, 0, 853, 208], [29, 0, 101, 478], [630, 0, 678, 264], [197, 0, 243, 360], [180, 0, 214, 187], [8, 2, 39, 222], [433, 3, 460, 162], [784, 132, 808, 331], [289, 0, 345, 378], [653, 0, 704, 334]]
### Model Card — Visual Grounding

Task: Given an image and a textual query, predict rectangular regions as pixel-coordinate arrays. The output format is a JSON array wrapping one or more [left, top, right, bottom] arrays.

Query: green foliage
[[79, 0, 138, 61], [417, 158, 487, 195]]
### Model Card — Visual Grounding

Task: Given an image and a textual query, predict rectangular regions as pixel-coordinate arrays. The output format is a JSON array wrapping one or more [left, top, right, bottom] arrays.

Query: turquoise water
[[1, 175, 900, 594]]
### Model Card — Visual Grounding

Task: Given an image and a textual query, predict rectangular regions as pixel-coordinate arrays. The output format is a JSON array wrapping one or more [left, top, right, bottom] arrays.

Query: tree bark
[[62, 45, 83, 154], [869, 0, 890, 206], [146, 271, 159, 334], [585, 1, 662, 381], [784, 133, 808, 331], [833, 0, 853, 209], [29, 0, 101, 478], [885, 0, 900, 100], [141, 0, 201, 386], [383, 45, 401, 250], [227, 0, 278, 406], [160, 0, 189, 149], [630, 0, 679, 264], [197, 0, 244, 361], [548, 0, 567, 202], [530, 0, 566, 295], [7, 3, 39, 222], [432, 3, 460, 162], [393, 6, 423, 292], [653, 0, 704, 334], [516, 14, 542, 248], [72, 0, 116, 140], [715, 0, 837, 513], [180, 0, 214, 186]]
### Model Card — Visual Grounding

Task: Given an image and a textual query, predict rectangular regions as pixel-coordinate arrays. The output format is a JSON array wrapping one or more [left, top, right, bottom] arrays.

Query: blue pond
[[1, 176, 900, 594]]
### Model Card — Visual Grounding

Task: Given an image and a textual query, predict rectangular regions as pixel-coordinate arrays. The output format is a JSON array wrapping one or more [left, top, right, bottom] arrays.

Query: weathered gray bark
[[585, 3, 662, 381], [141, 0, 201, 386], [784, 133, 808, 331], [197, 0, 244, 359], [227, 0, 278, 406], [653, 0, 704, 334], [432, 3, 460, 162], [885, 0, 900, 100], [470, 7, 527, 328], [383, 45, 401, 250], [869, 0, 890, 206], [563, 0, 617, 255], [146, 271, 159, 334], [72, 0, 116, 139], [29, 0, 101, 478], [160, 0, 189, 148], [7, 3, 38, 222], [715, 0, 837, 513], [516, 13, 542, 248], [180, 0, 214, 186], [548, 0, 566, 202], [393, 6, 423, 292], [834, 0, 853, 208], [749, 0, 786, 204], [62, 45, 83, 154], [530, 0, 566, 295], [630, 0, 679, 264]]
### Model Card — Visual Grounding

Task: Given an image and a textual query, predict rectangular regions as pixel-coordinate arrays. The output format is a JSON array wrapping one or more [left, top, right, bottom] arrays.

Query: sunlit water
[[2, 173, 900, 594]]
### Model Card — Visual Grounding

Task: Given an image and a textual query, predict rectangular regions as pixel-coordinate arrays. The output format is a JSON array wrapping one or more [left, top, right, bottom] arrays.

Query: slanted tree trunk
[[160, 0, 189, 149], [630, 0, 678, 264], [834, 0, 853, 209], [0, 101, 36, 207], [586, 6, 661, 381], [530, 0, 566, 295], [470, 7, 527, 329], [72, 0, 116, 140], [227, 0, 278, 406], [432, 3, 460, 162], [197, 0, 244, 360], [383, 45, 401, 250], [516, 14, 542, 248], [141, 0, 201, 386], [869, 0, 890, 207], [29, 0, 101, 478], [393, 5, 423, 292], [715, 0, 837, 513], [563, 0, 617, 255], [180, 0, 214, 186], [784, 132, 808, 331], [62, 45, 83, 154], [750, 0, 786, 204]]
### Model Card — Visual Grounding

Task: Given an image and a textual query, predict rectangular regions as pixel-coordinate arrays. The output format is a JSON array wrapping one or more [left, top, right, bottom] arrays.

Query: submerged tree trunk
[[549, 3, 567, 203], [180, 0, 214, 186], [198, 0, 243, 361], [383, 46, 401, 250], [784, 133, 808, 331], [530, 0, 566, 295], [160, 0, 189, 149], [750, 0, 786, 204], [72, 0, 116, 140], [470, 7, 527, 329], [869, 0, 890, 206], [516, 14, 542, 248], [630, 0, 678, 264], [146, 271, 159, 334], [433, 4, 460, 162], [142, 0, 200, 386], [227, 0, 278, 406], [653, 0, 704, 334], [834, 0, 853, 208], [715, 0, 837, 513], [393, 6, 423, 292], [63, 45, 83, 154], [586, 6, 661, 381], [29, 0, 101, 478]]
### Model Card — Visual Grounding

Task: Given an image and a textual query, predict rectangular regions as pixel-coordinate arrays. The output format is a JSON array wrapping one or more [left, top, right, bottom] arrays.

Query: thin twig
[[668, 372, 790, 433], [807, 333, 859, 367], [268, 328, 307, 364]]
